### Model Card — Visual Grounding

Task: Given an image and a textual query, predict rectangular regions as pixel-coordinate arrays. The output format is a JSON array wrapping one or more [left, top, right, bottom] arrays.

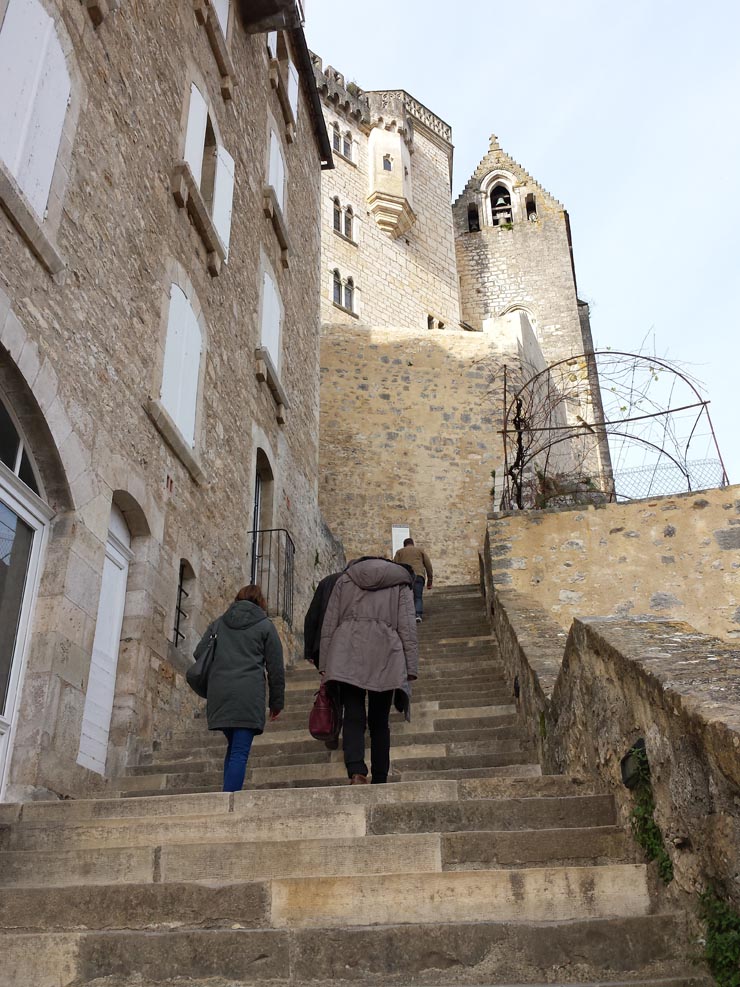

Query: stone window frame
[[263, 111, 292, 269], [266, 30, 299, 144], [0, 0, 86, 280], [145, 259, 208, 483], [330, 266, 360, 319], [171, 70, 235, 278], [255, 250, 289, 425], [329, 194, 358, 247], [329, 118, 356, 167], [193, 0, 236, 101], [480, 169, 523, 227]]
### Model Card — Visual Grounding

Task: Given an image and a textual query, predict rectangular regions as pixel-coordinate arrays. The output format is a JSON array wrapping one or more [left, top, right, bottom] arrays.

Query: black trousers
[[339, 683, 394, 783]]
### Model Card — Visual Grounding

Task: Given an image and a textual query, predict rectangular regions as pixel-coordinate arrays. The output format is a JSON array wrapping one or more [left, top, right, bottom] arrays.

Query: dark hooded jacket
[[194, 600, 285, 732], [319, 559, 418, 707]]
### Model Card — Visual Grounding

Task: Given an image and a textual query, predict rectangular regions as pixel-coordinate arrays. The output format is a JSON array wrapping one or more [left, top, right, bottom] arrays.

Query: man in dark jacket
[[304, 571, 342, 668]]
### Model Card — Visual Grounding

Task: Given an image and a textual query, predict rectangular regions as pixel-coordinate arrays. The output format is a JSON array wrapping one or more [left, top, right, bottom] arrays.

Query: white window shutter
[[268, 131, 286, 212], [0, 0, 51, 175], [161, 284, 188, 434], [212, 144, 235, 261], [18, 22, 70, 217], [266, 31, 278, 58], [184, 83, 208, 188], [211, 0, 229, 38], [179, 301, 202, 447], [261, 271, 281, 372], [287, 57, 300, 119]]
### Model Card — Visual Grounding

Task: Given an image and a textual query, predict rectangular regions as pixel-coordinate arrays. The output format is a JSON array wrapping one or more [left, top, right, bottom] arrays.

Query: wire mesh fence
[[612, 459, 728, 501]]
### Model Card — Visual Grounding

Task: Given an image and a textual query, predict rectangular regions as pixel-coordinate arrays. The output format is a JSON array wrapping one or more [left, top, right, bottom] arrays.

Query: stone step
[[0, 863, 650, 932], [400, 763, 543, 782], [0, 914, 691, 987], [0, 824, 633, 889]]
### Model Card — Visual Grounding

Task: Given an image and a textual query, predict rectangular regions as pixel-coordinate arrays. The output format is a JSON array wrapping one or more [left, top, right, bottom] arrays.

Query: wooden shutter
[[268, 131, 286, 212], [212, 144, 235, 260], [266, 31, 278, 58], [287, 55, 299, 119], [183, 83, 208, 188], [261, 271, 281, 372], [161, 284, 203, 447], [211, 0, 229, 38], [0, 0, 69, 218]]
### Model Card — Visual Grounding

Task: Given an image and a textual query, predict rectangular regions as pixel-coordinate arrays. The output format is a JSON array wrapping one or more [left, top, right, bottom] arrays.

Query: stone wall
[[487, 485, 740, 642], [319, 324, 506, 584], [0, 1, 334, 800], [490, 585, 740, 909]]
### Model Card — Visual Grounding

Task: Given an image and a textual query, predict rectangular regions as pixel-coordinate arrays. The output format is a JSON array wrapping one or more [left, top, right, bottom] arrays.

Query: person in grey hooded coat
[[194, 584, 284, 792], [319, 557, 418, 784]]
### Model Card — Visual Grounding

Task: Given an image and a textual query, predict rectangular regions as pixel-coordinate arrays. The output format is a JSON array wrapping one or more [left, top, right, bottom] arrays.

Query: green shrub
[[699, 890, 740, 987]]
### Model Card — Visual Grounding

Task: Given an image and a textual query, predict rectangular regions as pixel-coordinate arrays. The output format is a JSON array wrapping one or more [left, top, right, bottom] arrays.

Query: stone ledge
[[255, 347, 289, 425], [262, 186, 291, 269], [193, 0, 236, 100], [0, 163, 65, 279], [145, 398, 205, 484], [171, 162, 226, 277]]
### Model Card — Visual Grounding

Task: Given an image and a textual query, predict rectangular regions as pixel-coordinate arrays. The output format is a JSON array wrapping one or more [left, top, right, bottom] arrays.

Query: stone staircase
[[0, 585, 706, 986]]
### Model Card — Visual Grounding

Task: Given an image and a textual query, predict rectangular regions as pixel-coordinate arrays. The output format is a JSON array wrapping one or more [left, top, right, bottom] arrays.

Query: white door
[[391, 524, 410, 557], [0, 470, 49, 799], [77, 506, 132, 776]]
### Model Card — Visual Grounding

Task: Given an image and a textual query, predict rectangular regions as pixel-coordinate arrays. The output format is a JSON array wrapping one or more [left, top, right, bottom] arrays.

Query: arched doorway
[[0, 395, 53, 797]]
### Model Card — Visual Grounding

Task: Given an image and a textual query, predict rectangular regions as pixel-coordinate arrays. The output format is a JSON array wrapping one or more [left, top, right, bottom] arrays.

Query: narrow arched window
[[332, 269, 342, 306], [344, 277, 354, 312], [467, 203, 480, 232], [173, 560, 195, 647], [332, 122, 341, 153], [0, 0, 71, 219], [526, 193, 538, 221], [383, 154, 393, 172], [344, 206, 353, 240], [490, 184, 512, 226], [343, 132, 352, 159], [332, 197, 341, 231], [160, 284, 203, 447], [0, 396, 40, 495]]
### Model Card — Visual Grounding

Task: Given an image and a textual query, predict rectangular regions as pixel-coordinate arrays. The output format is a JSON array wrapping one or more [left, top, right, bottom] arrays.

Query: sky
[[305, 0, 740, 486]]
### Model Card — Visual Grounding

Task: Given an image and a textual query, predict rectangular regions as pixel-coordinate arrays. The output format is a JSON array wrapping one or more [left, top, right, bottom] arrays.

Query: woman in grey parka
[[319, 557, 418, 784], [194, 584, 285, 792]]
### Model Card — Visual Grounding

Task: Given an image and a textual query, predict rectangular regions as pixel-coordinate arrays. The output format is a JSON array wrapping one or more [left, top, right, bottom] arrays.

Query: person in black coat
[[194, 584, 284, 792], [304, 571, 342, 667]]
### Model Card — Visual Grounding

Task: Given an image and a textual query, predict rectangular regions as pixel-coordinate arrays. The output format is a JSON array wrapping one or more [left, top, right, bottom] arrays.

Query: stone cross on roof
[[489, 133, 501, 151]]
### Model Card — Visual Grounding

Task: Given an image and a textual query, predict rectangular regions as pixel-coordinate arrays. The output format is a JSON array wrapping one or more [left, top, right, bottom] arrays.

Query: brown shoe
[[349, 774, 369, 785]]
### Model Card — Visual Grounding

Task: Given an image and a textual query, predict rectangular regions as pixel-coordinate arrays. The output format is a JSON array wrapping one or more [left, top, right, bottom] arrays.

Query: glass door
[[0, 472, 49, 799]]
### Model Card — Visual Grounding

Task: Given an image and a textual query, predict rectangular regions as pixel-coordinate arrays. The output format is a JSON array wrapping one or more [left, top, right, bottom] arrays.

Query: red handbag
[[309, 681, 341, 742]]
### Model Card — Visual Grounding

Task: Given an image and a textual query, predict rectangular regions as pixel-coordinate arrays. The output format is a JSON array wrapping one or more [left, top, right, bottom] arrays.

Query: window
[[332, 122, 341, 153], [173, 560, 195, 647], [287, 54, 300, 120], [342, 132, 352, 159], [160, 284, 203, 447], [332, 269, 342, 306], [427, 315, 434, 331], [266, 30, 278, 58], [268, 129, 286, 213], [490, 183, 512, 226], [333, 197, 341, 232], [260, 269, 282, 373], [180, 83, 235, 260], [211, 0, 229, 38], [344, 277, 354, 312], [0, 399, 40, 496], [0, 0, 71, 220], [344, 206, 353, 240], [77, 503, 132, 776], [194, 0, 235, 99], [526, 193, 538, 221], [467, 203, 481, 232], [383, 154, 393, 172]]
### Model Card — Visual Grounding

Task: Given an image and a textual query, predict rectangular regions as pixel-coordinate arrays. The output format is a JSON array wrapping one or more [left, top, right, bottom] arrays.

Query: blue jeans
[[413, 575, 425, 617], [222, 727, 256, 792]]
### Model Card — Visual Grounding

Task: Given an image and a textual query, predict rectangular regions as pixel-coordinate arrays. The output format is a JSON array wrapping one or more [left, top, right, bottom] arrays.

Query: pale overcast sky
[[306, 0, 739, 486]]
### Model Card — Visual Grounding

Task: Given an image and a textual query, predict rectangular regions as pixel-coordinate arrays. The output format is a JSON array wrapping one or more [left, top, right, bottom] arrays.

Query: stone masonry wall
[[487, 485, 740, 642], [0, 1, 332, 799], [320, 324, 507, 584]]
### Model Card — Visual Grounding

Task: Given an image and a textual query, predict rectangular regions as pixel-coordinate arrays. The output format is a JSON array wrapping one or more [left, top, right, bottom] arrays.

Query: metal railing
[[612, 458, 728, 502], [249, 528, 295, 627]]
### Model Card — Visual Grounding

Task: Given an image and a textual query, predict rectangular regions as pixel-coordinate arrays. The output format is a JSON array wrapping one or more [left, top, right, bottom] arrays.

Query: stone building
[[314, 61, 610, 584], [0, 0, 341, 801]]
